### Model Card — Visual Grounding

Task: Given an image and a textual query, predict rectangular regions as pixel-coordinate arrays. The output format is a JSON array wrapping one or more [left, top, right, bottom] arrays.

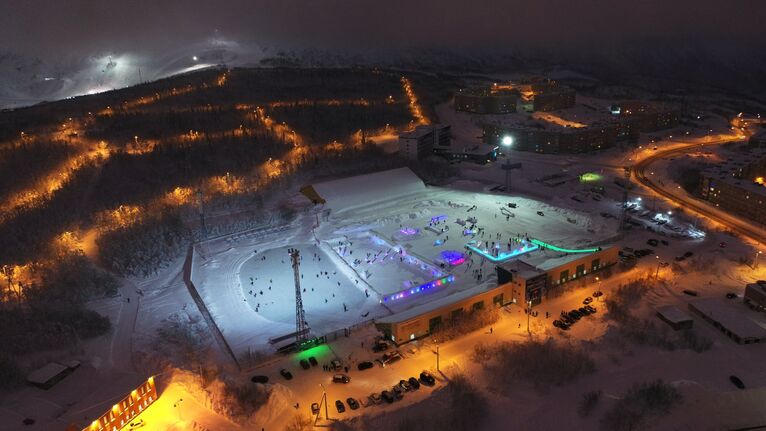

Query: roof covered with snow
[[310, 167, 426, 213]]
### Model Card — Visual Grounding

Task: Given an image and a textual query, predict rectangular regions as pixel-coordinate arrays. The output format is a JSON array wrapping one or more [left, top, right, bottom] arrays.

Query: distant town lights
[[502, 135, 513, 146]]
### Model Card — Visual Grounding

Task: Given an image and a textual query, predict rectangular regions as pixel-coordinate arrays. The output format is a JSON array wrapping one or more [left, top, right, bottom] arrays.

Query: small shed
[[26, 362, 73, 389], [656, 305, 694, 330]]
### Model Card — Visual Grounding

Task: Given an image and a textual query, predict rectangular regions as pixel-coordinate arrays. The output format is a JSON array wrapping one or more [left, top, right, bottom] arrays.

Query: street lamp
[[501, 135, 513, 192], [526, 299, 534, 334], [319, 383, 329, 421], [173, 398, 184, 421], [755, 250, 762, 269], [655, 255, 661, 279]]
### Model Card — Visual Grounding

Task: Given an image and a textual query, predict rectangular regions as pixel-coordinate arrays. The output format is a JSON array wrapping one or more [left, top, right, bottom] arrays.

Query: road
[[632, 135, 766, 246]]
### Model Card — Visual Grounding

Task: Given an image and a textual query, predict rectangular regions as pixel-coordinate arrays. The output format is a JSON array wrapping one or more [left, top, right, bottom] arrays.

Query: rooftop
[[700, 144, 766, 196], [689, 297, 766, 341], [656, 305, 693, 324]]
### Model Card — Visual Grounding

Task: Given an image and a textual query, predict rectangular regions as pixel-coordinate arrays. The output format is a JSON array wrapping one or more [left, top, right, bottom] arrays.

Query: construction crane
[[289, 248, 309, 346]]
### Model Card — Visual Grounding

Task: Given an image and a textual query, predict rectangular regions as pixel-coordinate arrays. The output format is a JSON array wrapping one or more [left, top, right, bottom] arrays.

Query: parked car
[[647, 239, 659, 247], [381, 390, 395, 403], [279, 369, 293, 380], [585, 305, 597, 313], [408, 377, 421, 390], [346, 397, 360, 410], [330, 359, 343, 371], [508, 202, 517, 208], [379, 351, 403, 366], [299, 359, 310, 370], [311, 403, 320, 415], [730, 375, 745, 390], [583, 297, 593, 305], [553, 320, 570, 330], [682, 289, 699, 297], [333, 374, 351, 384], [372, 340, 389, 353], [357, 361, 374, 371], [536, 211, 545, 216], [419, 371, 436, 386], [392, 386, 404, 399], [578, 307, 590, 316], [250, 375, 269, 384], [128, 420, 144, 429], [726, 292, 738, 299], [308, 356, 318, 367], [592, 291, 603, 298], [369, 392, 382, 405], [683, 251, 694, 258], [335, 400, 345, 413], [399, 379, 412, 391]]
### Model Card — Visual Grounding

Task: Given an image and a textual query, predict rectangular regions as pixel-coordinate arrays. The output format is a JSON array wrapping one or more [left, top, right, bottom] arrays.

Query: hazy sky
[[1, 0, 764, 57]]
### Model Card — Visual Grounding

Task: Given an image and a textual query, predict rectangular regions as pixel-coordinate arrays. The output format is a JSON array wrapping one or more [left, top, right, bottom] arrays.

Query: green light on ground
[[295, 343, 331, 361], [580, 172, 602, 183]]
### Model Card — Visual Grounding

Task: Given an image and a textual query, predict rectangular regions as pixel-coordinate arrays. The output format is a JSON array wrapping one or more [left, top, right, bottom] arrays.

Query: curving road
[[632, 136, 766, 246]]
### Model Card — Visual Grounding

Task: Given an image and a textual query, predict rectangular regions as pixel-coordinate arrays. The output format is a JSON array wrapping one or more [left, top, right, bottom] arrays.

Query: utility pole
[[619, 166, 631, 232], [196, 189, 206, 239], [289, 248, 309, 346], [436, 345, 440, 371]]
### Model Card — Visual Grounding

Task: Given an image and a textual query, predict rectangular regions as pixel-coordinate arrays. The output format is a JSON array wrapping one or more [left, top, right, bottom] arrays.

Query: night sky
[[1, 0, 764, 57]]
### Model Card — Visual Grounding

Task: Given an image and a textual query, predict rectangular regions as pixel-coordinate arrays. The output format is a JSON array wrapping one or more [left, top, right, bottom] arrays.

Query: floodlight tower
[[289, 248, 309, 346], [501, 135, 514, 192]]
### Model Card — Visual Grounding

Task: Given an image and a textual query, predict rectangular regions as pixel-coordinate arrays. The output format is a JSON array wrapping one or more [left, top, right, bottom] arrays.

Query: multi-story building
[[483, 122, 618, 154], [454, 87, 519, 114], [699, 146, 766, 226], [610, 101, 680, 141], [398, 124, 451, 161]]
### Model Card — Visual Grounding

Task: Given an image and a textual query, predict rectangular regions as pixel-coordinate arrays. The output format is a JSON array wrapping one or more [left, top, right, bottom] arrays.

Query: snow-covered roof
[[689, 298, 766, 341], [27, 362, 69, 386], [377, 283, 496, 324], [311, 167, 426, 213], [656, 305, 692, 324]]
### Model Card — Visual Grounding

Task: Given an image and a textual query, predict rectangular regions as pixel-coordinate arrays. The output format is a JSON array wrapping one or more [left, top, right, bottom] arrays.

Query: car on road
[[279, 369, 293, 380], [536, 211, 545, 216], [719, 242, 727, 248], [682, 289, 699, 297], [299, 359, 310, 370], [399, 379, 412, 391], [347, 397, 360, 410], [357, 361, 374, 371], [308, 356, 318, 367], [508, 202, 517, 208], [333, 374, 351, 384], [250, 375, 269, 384], [730, 375, 745, 390], [583, 297, 593, 305], [335, 399, 345, 413], [381, 390, 395, 403], [311, 403, 320, 415], [726, 292, 738, 299], [419, 371, 436, 386], [128, 420, 145, 429], [408, 377, 420, 390]]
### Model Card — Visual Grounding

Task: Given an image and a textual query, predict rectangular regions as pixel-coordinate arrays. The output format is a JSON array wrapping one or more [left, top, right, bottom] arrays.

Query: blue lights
[[382, 275, 456, 303]]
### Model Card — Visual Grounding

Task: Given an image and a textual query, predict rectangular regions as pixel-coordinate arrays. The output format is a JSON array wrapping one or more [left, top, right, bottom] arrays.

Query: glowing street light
[[192, 56, 198, 61], [501, 135, 514, 192]]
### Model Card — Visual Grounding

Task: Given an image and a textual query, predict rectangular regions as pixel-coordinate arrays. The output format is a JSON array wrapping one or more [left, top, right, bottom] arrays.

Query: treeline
[[0, 139, 73, 201], [266, 102, 411, 144], [0, 251, 116, 356]]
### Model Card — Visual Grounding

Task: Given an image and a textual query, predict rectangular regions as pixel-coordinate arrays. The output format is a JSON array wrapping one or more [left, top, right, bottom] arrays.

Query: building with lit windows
[[375, 245, 617, 344], [699, 146, 766, 226], [81, 376, 157, 431], [398, 124, 451, 160], [454, 77, 576, 114], [454, 86, 519, 114]]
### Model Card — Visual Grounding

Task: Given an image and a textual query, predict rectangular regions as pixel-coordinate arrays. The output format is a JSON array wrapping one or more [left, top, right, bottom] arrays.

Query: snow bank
[[311, 167, 426, 213]]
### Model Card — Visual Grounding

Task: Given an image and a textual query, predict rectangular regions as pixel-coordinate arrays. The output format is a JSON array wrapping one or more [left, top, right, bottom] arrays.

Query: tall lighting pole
[[501, 135, 513, 192], [526, 300, 532, 335]]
